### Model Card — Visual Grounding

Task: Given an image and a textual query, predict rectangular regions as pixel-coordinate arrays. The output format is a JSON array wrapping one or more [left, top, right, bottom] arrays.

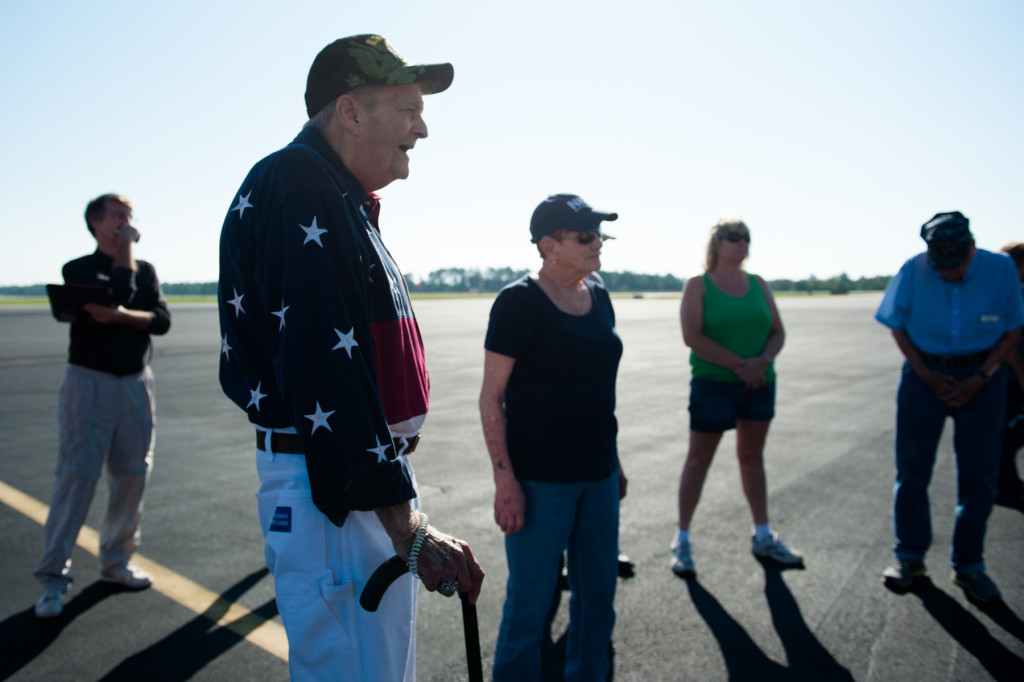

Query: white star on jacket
[[332, 327, 359, 358], [367, 435, 392, 463], [384, 267, 402, 300], [305, 401, 335, 434], [300, 216, 328, 247], [247, 381, 266, 411], [232, 191, 253, 219], [221, 334, 232, 360], [272, 301, 289, 331], [227, 288, 245, 318]]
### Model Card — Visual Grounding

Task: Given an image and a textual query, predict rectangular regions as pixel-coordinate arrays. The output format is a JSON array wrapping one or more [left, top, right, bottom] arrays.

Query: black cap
[[305, 34, 454, 118], [921, 211, 972, 271], [530, 194, 618, 243]]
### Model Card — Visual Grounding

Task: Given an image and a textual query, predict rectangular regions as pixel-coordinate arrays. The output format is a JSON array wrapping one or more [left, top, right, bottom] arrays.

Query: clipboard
[[46, 283, 111, 323]]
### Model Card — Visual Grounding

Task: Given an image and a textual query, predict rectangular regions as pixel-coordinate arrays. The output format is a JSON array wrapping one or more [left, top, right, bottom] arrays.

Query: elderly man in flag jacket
[[218, 34, 483, 681]]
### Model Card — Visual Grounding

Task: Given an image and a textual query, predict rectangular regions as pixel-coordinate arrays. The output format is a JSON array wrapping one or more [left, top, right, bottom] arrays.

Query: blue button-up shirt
[[876, 249, 1024, 355]]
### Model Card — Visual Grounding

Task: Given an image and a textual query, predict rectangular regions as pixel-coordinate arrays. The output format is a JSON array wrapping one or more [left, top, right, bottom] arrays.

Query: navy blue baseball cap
[[921, 211, 972, 271], [530, 194, 618, 243]]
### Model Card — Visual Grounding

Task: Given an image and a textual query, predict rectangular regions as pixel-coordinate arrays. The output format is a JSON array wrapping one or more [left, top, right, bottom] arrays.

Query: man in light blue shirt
[[876, 211, 1024, 604]]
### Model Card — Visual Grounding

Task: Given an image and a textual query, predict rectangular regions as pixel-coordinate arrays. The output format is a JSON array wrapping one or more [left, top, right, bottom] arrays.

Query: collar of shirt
[[364, 192, 382, 229], [291, 127, 369, 207]]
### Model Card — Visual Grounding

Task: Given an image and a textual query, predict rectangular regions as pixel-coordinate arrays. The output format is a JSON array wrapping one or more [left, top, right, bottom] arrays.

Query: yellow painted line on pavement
[[0, 479, 287, 661]]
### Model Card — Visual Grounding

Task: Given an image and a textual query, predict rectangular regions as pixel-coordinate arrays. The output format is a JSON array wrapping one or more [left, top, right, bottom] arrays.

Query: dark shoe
[[617, 552, 635, 578], [882, 559, 926, 591], [34, 588, 66, 619], [994, 487, 1024, 508], [952, 570, 1002, 604]]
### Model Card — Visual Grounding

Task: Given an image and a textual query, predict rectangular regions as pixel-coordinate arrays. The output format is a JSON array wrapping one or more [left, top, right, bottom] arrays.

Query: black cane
[[360, 555, 407, 612], [361, 555, 484, 681], [459, 591, 483, 682]]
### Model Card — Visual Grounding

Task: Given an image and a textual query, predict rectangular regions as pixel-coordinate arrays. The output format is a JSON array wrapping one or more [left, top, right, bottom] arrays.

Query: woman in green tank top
[[669, 218, 804, 579]]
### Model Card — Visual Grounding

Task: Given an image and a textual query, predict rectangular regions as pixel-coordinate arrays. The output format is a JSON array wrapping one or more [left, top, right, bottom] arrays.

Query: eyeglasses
[[550, 230, 615, 245], [722, 232, 751, 243]]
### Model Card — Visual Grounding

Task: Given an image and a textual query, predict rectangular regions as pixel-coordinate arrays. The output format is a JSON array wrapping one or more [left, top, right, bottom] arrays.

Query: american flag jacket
[[218, 126, 428, 526]]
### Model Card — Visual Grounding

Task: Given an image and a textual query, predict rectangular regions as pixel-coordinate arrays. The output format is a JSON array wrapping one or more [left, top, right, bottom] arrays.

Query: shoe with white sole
[[101, 563, 152, 590]]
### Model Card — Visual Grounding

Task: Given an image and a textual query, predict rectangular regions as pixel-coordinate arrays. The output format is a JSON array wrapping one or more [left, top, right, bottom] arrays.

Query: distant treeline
[[0, 271, 891, 297], [406, 268, 687, 293], [768, 273, 892, 293], [406, 268, 891, 294]]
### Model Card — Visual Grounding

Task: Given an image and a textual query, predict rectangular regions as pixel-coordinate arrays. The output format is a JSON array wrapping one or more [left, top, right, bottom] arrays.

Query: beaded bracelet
[[406, 512, 429, 577]]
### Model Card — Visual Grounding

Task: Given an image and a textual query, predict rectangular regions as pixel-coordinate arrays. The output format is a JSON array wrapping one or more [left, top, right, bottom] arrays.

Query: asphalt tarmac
[[1, 293, 1022, 681]]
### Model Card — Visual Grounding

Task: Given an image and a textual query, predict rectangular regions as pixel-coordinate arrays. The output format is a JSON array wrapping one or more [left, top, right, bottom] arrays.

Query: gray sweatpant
[[34, 364, 155, 589]]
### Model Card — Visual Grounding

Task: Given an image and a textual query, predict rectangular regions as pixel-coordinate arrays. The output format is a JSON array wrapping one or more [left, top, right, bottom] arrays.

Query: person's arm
[[946, 328, 1023, 408], [84, 257, 170, 333], [733, 276, 785, 388], [479, 350, 526, 534], [83, 304, 156, 330], [375, 502, 485, 603], [113, 224, 140, 272], [680, 276, 743, 370], [891, 329, 957, 402], [1006, 340, 1024, 390], [758, 276, 785, 361]]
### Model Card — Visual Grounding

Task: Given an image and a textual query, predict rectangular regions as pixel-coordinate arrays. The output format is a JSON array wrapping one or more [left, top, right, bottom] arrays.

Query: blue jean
[[493, 471, 620, 682], [893, 361, 1005, 573]]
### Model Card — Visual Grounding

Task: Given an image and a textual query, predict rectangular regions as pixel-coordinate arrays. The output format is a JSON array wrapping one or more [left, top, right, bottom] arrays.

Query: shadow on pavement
[[684, 578, 789, 680], [761, 563, 854, 681], [0, 581, 119, 680], [909, 577, 1024, 681], [681, 565, 854, 681], [97, 567, 277, 682]]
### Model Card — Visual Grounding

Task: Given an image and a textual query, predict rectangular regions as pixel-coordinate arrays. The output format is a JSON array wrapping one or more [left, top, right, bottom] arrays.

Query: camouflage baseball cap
[[305, 34, 454, 118]]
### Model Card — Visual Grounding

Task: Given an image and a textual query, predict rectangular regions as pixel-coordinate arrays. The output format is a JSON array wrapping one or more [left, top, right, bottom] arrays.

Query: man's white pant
[[256, 437, 418, 681], [35, 364, 155, 588]]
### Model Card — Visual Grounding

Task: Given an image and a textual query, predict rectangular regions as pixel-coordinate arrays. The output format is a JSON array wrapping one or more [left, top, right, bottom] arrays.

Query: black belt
[[256, 430, 419, 459], [920, 350, 989, 370]]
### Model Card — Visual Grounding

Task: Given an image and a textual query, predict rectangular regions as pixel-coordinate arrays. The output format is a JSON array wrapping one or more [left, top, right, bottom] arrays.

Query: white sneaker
[[671, 541, 696, 578], [101, 563, 153, 590], [751, 532, 804, 567], [34, 588, 65, 619]]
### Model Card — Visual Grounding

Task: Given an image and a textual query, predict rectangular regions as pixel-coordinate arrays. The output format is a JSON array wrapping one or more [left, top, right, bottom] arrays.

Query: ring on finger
[[438, 579, 459, 597]]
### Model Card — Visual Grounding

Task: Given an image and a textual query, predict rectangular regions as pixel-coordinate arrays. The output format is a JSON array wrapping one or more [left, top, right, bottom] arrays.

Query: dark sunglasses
[[553, 230, 614, 245], [722, 232, 751, 243]]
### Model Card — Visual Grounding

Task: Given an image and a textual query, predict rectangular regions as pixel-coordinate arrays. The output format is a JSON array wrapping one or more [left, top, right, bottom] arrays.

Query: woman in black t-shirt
[[480, 194, 626, 682]]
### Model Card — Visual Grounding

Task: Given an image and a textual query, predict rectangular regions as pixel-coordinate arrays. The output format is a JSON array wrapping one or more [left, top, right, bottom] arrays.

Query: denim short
[[688, 377, 776, 433]]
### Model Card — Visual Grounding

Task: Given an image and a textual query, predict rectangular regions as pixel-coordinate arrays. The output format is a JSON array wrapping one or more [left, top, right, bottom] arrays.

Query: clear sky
[[1, 0, 1021, 287]]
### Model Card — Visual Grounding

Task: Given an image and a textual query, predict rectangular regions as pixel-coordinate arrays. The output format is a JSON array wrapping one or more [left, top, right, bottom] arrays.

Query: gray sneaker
[[34, 588, 65, 619], [101, 563, 153, 590], [751, 532, 804, 567], [882, 559, 927, 590], [671, 541, 696, 578]]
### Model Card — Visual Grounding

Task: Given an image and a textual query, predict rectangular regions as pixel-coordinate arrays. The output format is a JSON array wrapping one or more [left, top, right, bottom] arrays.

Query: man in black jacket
[[34, 193, 171, 619]]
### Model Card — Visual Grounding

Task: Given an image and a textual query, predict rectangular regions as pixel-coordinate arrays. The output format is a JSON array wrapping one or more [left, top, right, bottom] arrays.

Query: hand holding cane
[[360, 517, 484, 682]]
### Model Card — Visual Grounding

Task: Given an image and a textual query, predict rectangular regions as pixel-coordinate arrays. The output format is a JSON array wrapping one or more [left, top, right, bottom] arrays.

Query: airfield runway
[[0, 293, 1021, 681]]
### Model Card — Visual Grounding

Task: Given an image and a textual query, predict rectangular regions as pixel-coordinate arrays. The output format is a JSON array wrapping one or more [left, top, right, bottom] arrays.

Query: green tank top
[[690, 273, 776, 383]]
